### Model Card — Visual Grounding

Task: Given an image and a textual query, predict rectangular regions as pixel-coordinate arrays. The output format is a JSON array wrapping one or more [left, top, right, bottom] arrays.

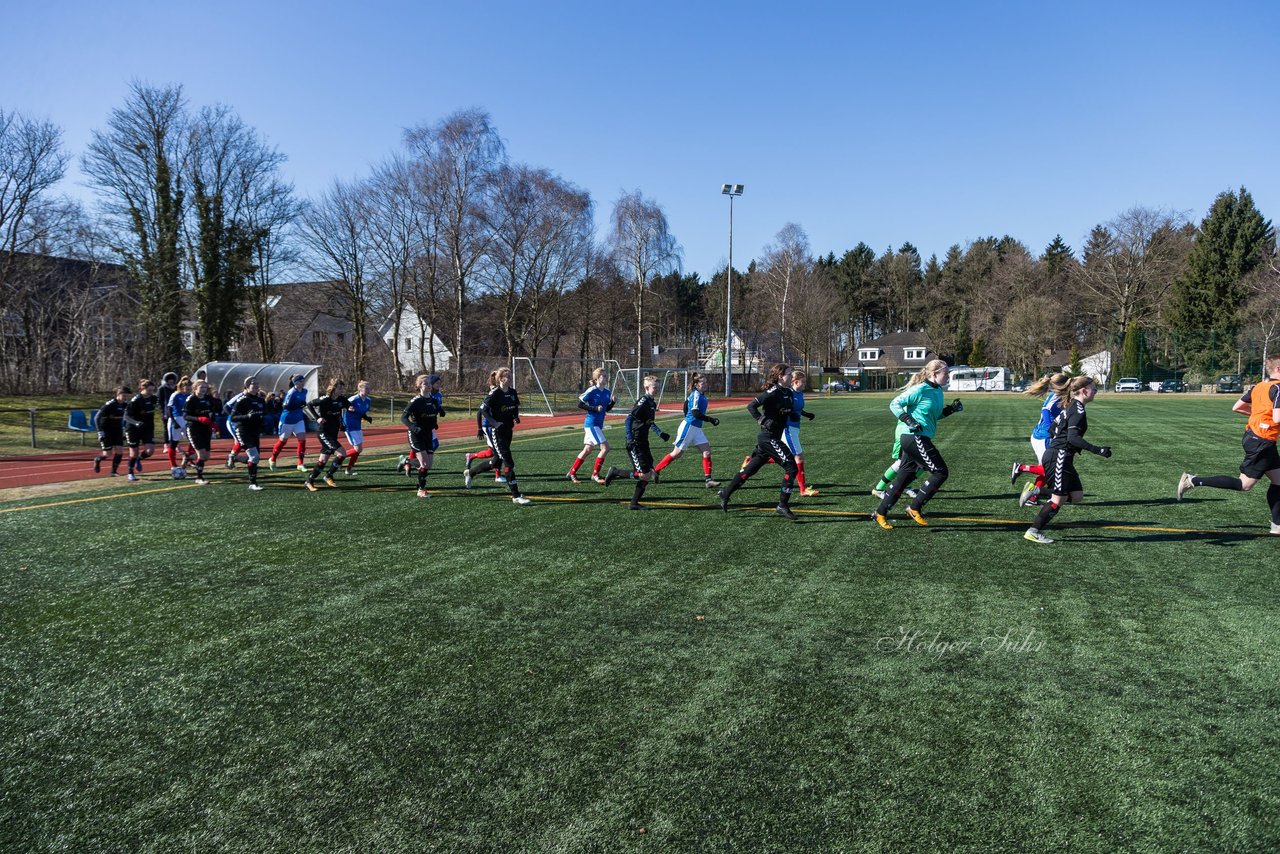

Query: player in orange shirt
[[1177, 354, 1280, 535]]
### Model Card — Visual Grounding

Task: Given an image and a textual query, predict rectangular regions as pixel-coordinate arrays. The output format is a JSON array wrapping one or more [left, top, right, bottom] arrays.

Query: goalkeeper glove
[[1097, 446, 1112, 458], [708, 416, 720, 427], [898, 413, 922, 432], [660, 431, 670, 442], [803, 411, 815, 421], [363, 413, 373, 423], [952, 399, 963, 412]]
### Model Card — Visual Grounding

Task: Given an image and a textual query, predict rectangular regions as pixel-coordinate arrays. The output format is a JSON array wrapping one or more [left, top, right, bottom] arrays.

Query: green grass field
[[3, 394, 1277, 852]]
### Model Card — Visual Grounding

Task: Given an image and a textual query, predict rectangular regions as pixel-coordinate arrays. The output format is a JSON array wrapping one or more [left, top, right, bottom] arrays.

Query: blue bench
[[68, 409, 97, 445]]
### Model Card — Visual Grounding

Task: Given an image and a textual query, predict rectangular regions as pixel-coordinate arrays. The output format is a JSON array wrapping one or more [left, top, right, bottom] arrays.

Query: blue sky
[[5, 0, 1277, 278]]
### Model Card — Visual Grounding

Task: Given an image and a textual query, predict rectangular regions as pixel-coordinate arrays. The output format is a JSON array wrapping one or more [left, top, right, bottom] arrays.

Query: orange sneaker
[[906, 507, 928, 526]]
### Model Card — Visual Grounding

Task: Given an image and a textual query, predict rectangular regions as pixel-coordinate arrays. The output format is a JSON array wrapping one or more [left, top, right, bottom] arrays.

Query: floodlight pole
[[722, 184, 743, 396]]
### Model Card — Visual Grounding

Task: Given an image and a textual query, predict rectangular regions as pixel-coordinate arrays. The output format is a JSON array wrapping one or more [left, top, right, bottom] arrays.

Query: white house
[[379, 304, 452, 374]]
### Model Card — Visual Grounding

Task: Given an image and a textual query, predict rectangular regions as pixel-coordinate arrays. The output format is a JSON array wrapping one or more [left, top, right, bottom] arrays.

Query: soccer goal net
[[510, 357, 556, 417]]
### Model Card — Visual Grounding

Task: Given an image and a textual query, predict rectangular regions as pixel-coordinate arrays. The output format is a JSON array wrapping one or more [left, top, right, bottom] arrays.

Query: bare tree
[[483, 164, 592, 360], [608, 190, 680, 387], [1076, 207, 1193, 343], [756, 223, 815, 358], [185, 104, 296, 362], [297, 178, 375, 378], [786, 264, 841, 371], [83, 82, 188, 372], [404, 109, 505, 384]]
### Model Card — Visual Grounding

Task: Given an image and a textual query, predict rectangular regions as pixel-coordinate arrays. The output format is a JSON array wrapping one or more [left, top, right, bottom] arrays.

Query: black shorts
[[407, 429, 438, 454], [485, 425, 515, 468], [123, 424, 154, 448], [628, 441, 654, 473], [98, 430, 123, 452], [1042, 447, 1083, 495], [186, 425, 213, 453], [233, 429, 261, 452], [899, 433, 946, 478], [1240, 431, 1280, 479], [317, 429, 343, 455]]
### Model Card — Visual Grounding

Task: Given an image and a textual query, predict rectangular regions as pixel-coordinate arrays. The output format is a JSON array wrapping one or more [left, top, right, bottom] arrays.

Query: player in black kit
[[304, 378, 349, 491], [718, 363, 800, 521], [184, 380, 218, 484], [228, 376, 267, 491], [465, 366, 531, 505], [1024, 375, 1112, 545], [92, 386, 130, 476], [402, 373, 446, 498], [122, 379, 158, 482], [601, 375, 670, 510]]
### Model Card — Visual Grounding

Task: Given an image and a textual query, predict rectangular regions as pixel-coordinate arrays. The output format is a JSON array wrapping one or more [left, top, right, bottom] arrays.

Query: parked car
[[823, 380, 853, 393], [1114, 377, 1144, 392], [1157, 378, 1186, 393], [1216, 374, 1243, 394]]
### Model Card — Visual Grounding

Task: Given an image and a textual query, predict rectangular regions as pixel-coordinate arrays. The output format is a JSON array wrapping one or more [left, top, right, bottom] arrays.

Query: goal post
[[510, 357, 556, 417]]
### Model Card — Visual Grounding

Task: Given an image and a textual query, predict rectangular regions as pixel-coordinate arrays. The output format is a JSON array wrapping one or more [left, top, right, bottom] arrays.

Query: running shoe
[[775, 505, 798, 521], [1023, 529, 1054, 545], [463, 468, 474, 489], [93, 456, 102, 473], [194, 478, 209, 485], [495, 476, 507, 484], [1018, 481, 1038, 508], [906, 507, 928, 526], [800, 486, 819, 497], [296, 463, 307, 472], [323, 475, 337, 487], [248, 484, 264, 492], [127, 473, 138, 482], [345, 470, 358, 477], [512, 496, 531, 505], [567, 471, 582, 484], [628, 504, 650, 511], [268, 458, 277, 472], [1271, 523, 1280, 535], [870, 488, 886, 499], [718, 489, 730, 512], [226, 453, 236, 469], [1010, 462, 1021, 486], [1176, 472, 1195, 502], [591, 475, 606, 484], [603, 466, 620, 487], [305, 480, 318, 492], [872, 513, 893, 530], [417, 489, 430, 499], [705, 478, 721, 489]]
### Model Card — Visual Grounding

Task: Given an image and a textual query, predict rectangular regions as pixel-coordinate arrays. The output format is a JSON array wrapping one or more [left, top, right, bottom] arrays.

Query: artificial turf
[[2, 394, 1277, 851]]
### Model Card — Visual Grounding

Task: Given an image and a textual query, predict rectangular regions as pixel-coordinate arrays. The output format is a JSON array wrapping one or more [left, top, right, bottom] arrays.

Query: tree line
[[2, 83, 1277, 395]]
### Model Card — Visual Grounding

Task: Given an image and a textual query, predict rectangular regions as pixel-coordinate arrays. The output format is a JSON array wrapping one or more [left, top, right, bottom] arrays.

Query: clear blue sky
[[5, 0, 1277, 278]]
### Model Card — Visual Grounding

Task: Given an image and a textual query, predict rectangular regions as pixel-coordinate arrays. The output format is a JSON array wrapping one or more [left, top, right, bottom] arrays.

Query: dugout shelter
[[193, 362, 322, 399]]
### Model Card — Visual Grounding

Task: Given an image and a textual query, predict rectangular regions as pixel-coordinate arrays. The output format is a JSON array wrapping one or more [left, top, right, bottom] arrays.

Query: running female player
[[653, 371, 720, 488], [718, 363, 800, 521], [461, 371, 505, 484], [1024, 375, 1112, 544], [784, 370, 819, 496], [602, 375, 670, 510], [568, 368, 615, 484], [163, 376, 192, 477], [92, 386, 129, 476], [343, 379, 375, 475], [184, 380, 217, 484], [304, 378, 349, 491], [1177, 354, 1280, 535], [227, 376, 267, 491], [465, 367, 531, 504], [269, 374, 310, 472], [872, 360, 963, 529], [122, 379, 158, 482], [1011, 372, 1070, 507], [402, 373, 446, 498]]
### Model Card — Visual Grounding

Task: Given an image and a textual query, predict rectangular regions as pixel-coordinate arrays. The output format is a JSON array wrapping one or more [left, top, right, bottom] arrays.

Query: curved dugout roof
[[193, 362, 322, 399]]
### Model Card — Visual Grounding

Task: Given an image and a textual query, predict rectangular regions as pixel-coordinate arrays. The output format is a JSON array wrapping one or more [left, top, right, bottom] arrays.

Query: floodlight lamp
[[721, 184, 733, 194], [734, 184, 744, 194]]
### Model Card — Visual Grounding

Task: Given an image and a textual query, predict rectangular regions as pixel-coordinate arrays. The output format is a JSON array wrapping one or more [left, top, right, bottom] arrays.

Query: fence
[[1099, 328, 1277, 386]]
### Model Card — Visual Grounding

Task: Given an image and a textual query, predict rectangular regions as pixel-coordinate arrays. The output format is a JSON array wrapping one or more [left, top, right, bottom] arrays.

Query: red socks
[[570, 456, 584, 474], [702, 456, 713, 477], [270, 439, 285, 460], [592, 457, 604, 477], [166, 446, 178, 466], [797, 460, 807, 492], [655, 454, 674, 472], [347, 450, 360, 470], [297, 439, 307, 463]]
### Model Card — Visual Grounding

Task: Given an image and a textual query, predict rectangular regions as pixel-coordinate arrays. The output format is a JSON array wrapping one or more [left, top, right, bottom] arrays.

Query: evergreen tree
[[1041, 234, 1074, 279], [1168, 188, 1274, 369], [967, 336, 985, 366], [1069, 344, 1082, 375], [1117, 323, 1148, 378]]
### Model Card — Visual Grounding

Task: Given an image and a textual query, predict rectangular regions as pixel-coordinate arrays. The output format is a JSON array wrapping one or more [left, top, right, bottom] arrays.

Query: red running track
[[0, 399, 754, 491]]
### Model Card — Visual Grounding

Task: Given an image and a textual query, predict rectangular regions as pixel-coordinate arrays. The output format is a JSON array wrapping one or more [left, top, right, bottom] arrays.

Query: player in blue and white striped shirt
[[653, 372, 721, 488], [568, 368, 615, 484]]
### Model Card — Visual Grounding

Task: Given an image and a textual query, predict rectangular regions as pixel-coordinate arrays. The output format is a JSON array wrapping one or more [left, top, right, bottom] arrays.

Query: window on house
[[859, 348, 880, 361], [905, 348, 926, 360], [404, 337, 414, 351], [313, 330, 325, 349], [336, 332, 346, 346]]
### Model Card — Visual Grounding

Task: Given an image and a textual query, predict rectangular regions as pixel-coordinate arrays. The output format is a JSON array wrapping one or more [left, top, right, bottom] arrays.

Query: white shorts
[[166, 419, 186, 443], [783, 425, 803, 456], [1031, 436, 1047, 464], [673, 422, 708, 450], [344, 428, 364, 446], [582, 425, 606, 447], [278, 419, 308, 439]]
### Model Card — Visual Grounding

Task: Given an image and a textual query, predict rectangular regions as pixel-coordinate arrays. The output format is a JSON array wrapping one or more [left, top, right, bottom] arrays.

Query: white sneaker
[[268, 458, 277, 472], [345, 470, 358, 477], [1176, 472, 1195, 502], [496, 476, 508, 484], [226, 453, 236, 469], [296, 463, 308, 472], [1270, 523, 1280, 535], [417, 489, 430, 499], [1023, 528, 1054, 545], [248, 484, 264, 491], [127, 473, 138, 482], [870, 488, 886, 499], [512, 496, 531, 505], [194, 478, 209, 485], [463, 468, 473, 489]]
